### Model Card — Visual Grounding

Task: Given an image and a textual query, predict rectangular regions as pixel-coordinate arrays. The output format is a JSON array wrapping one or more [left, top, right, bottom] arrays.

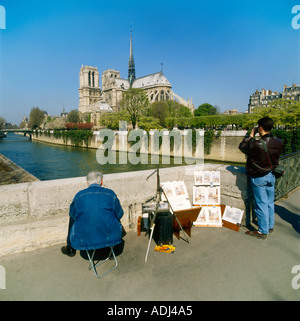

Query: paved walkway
[[0, 187, 299, 302]]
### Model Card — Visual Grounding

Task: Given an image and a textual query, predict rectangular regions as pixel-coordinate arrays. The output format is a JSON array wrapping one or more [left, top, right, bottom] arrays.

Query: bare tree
[[120, 88, 149, 129]]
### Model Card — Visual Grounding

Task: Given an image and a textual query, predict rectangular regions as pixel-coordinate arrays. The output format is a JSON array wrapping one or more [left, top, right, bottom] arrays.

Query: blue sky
[[0, 0, 299, 125]]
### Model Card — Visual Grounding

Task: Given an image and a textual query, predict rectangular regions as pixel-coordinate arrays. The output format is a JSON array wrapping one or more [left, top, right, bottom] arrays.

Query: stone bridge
[[0, 129, 32, 138]]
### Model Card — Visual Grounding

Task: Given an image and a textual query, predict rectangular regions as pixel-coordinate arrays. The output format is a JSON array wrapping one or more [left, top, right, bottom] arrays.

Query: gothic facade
[[78, 31, 194, 122]]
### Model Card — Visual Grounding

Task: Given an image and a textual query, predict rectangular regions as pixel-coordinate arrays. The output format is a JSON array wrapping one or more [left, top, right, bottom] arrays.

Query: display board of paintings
[[193, 171, 222, 227], [160, 172, 244, 231]]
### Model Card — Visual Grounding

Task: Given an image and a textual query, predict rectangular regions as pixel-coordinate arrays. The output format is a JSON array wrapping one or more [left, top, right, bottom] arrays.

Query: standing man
[[61, 171, 124, 256], [239, 117, 283, 240]]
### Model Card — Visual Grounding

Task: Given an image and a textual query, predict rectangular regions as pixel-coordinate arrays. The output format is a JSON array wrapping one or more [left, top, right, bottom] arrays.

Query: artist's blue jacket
[[69, 184, 124, 250]]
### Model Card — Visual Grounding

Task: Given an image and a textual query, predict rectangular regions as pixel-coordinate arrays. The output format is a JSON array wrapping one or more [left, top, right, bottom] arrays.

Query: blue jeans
[[250, 172, 276, 234]]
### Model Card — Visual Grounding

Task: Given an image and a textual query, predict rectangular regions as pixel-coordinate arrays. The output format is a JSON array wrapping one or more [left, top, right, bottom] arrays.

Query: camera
[[253, 127, 259, 135]]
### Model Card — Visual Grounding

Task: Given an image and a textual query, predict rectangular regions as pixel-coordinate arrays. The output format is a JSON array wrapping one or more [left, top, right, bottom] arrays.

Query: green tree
[[28, 107, 46, 129], [166, 100, 192, 118], [252, 99, 300, 128], [149, 101, 170, 127], [138, 116, 162, 131], [99, 111, 131, 130], [194, 103, 218, 116], [120, 88, 150, 129], [177, 105, 193, 118], [271, 100, 300, 128]]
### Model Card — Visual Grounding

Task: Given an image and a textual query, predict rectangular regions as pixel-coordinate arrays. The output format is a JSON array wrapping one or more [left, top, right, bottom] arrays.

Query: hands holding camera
[[250, 126, 259, 138]]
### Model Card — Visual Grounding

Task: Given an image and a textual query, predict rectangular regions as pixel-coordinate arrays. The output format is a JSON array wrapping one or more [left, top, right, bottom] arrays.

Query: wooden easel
[[172, 207, 201, 241]]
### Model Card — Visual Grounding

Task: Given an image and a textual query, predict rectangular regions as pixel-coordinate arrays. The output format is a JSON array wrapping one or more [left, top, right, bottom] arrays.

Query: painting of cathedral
[[78, 30, 194, 124]]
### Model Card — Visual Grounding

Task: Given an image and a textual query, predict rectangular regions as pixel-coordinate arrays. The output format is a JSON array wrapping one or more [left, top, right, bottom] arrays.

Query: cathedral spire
[[128, 26, 136, 87]]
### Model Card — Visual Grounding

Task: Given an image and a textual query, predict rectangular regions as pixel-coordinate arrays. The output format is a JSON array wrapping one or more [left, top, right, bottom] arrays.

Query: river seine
[[0, 133, 243, 181], [0, 133, 191, 181]]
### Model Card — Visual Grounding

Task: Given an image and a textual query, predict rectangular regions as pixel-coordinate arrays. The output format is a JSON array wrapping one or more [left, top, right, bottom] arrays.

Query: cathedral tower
[[128, 28, 136, 87], [79, 65, 101, 113]]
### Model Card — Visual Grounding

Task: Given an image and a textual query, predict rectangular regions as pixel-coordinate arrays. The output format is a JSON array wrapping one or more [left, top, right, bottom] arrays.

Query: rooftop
[[132, 72, 171, 89]]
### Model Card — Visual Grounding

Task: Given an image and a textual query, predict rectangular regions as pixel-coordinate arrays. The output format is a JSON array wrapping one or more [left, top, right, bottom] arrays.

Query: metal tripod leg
[[174, 214, 189, 243], [145, 210, 157, 263], [145, 222, 155, 263]]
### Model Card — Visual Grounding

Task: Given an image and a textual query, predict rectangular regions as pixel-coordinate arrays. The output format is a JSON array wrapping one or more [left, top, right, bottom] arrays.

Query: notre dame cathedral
[[78, 30, 194, 125]]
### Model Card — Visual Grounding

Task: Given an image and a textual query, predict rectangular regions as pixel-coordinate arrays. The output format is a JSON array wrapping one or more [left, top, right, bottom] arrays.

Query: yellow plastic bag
[[154, 244, 175, 253]]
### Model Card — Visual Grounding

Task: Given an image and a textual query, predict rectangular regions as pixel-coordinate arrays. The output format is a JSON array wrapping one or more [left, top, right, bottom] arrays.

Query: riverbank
[[0, 154, 39, 185]]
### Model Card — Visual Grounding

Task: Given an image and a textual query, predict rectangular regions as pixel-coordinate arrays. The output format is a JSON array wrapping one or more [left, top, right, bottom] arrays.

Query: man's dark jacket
[[238, 133, 283, 177]]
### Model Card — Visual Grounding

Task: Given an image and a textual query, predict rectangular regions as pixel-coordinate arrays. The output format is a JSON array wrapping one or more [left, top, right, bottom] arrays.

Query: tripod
[[144, 168, 163, 263], [144, 169, 190, 263]]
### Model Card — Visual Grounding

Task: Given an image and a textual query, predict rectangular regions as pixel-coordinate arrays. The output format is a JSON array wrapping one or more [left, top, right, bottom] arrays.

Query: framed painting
[[161, 180, 191, 212], [222, 205, 244, 226]]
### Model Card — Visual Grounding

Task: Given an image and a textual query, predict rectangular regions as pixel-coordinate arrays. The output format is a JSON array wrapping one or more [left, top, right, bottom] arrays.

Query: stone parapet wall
[[0, 164, 249, 256]]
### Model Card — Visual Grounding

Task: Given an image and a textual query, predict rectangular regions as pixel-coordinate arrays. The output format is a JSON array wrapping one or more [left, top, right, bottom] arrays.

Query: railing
[[275, 151, 300, 201]]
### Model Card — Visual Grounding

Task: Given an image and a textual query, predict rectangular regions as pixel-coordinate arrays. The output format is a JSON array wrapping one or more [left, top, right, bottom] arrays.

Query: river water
[[0, 133, 191, 181], [0, 133, 243, 181]]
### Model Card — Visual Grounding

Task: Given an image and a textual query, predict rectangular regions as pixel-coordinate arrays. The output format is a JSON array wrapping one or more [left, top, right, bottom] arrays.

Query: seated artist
[[61, 171, 124, 259]]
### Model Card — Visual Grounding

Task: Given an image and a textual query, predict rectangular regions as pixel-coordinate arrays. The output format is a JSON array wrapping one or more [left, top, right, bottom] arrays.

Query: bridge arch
[[0, 129, 32, 139]]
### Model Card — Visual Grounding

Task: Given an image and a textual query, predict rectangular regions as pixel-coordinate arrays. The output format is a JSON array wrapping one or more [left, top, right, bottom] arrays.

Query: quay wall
[[0, 164, 250, 257], [204, 131, 247, 163], [31, 130, 248, 164], [0, 153, 39, 185]]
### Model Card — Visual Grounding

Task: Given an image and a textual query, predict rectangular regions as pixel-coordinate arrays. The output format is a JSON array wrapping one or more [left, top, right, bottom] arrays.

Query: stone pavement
[[0, 187, 299, 302]]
